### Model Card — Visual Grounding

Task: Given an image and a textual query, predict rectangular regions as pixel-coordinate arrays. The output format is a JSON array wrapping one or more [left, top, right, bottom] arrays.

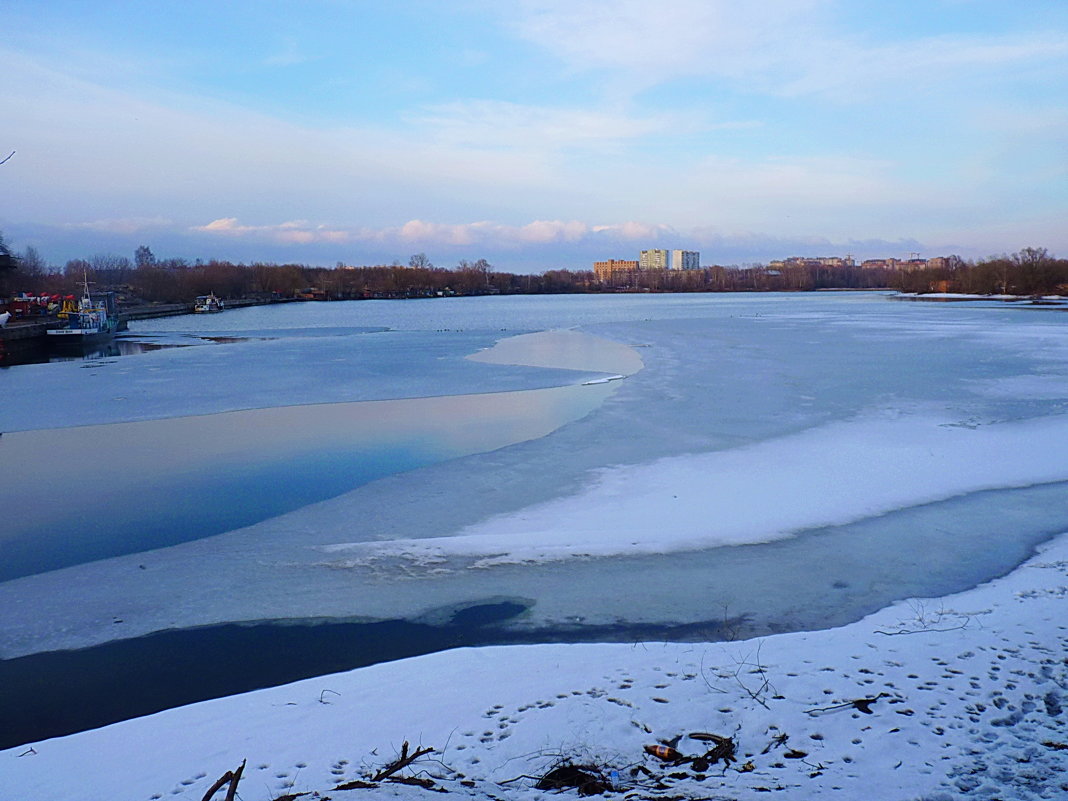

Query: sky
[[2, 0, 1066, 272]]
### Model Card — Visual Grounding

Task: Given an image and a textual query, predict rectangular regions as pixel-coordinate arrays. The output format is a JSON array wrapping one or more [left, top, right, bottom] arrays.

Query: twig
[[200, 773, 231, 801], [761, 733, 789, 754], [806, 693, 890, 716], [224, 760, 245, 801], [734, 641, 773, 709], [499, 773, 541, 785], [0, 151, 14, 166], [874, 623, 969, 636], [372, 741, 435, 782], [200, 759, 245, 801], [874, 601, 970, 636]]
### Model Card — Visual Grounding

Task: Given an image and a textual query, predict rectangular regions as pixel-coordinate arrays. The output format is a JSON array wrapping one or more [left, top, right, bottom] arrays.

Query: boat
[[194, 293, 224, 313], [47, 277, 119, 345]]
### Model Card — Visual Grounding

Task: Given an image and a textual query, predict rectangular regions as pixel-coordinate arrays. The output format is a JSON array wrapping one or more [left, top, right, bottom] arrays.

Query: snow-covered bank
[[895, 293, 1068, 307], [5, 530, 1066, 801]]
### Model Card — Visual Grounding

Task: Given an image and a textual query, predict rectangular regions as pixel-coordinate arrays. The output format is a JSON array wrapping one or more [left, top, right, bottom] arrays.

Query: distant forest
[[1, 237, 1065, 304]]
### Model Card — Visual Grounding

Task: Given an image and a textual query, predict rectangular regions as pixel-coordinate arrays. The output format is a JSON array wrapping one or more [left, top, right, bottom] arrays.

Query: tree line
[[1, 234, 1064, 304], [893, 248, 1068, 296], [0, 242, 607, 302]]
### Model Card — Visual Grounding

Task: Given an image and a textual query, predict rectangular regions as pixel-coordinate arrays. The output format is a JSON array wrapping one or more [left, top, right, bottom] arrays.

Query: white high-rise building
[[640, 249, 669, 270], [671, 250, 700, 270]]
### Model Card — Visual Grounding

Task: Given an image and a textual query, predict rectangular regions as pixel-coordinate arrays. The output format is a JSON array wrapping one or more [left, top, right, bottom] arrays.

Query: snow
[[3, 532, 1066, 801], [3, 293, 1068, 799], [896, 292, 1068, 305], [319, 410, 1068, 568]]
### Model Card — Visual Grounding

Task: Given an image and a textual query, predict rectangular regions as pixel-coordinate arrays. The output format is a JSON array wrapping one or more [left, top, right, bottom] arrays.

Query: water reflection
[[47, 338, 192, 362], [0, 382, 616, 580], [1, 335, 259, 367]]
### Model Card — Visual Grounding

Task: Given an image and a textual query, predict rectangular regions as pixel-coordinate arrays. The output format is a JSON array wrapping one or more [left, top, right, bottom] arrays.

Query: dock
[[0, 297, 287, 363]]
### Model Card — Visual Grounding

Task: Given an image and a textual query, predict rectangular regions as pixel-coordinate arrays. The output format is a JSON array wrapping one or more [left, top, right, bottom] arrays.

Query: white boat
[[194, 293, 224, 313]]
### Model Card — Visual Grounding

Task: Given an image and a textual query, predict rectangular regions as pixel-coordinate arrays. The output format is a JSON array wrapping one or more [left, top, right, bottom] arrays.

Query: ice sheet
[[2, 295, 1068, 664], [319, 410, 1068, 567], [0, 327, 614, 432]]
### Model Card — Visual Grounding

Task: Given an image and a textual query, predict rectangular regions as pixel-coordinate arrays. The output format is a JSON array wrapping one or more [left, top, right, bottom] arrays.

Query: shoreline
[[3, 294, 1067, 799], [893, 291, 1068, 307], [4, 528, 1065, 799]]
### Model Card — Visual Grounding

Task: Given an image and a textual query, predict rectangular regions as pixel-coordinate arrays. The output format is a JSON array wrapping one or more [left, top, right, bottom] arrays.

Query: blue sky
[[2, 0, 1066, 271]]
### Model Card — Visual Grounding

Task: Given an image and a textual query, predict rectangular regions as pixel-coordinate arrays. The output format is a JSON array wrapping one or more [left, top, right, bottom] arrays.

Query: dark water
[[4, 481, 1066, 750], [0, 602, 735, 750], [0, 336, 194, 367]]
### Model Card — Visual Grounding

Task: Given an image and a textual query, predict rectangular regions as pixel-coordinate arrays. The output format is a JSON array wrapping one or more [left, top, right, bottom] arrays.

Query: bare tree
[[408, 252, 433, 269], [134, 245, 157, 269], [0, 231, 15, 271]]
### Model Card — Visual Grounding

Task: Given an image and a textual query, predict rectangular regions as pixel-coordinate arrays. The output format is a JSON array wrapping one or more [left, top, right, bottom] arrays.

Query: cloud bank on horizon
[[2, 0, 1066, 271]]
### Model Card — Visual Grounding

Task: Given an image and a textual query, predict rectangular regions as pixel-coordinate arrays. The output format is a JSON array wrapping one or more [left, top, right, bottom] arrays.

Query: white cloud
[[398, 220, 480, 246], [512, 1, 1068, 102], [192, 218, 352, 244], [194, 218, 603, 249], [775, 33, 1068, 100], [591, 221, 675, 240], [64, 217, 173, 235], [414, 99, 672, 149], [513, 0, 826, 87], [190, 216, 710, 254], [518, 220, 589, 243]]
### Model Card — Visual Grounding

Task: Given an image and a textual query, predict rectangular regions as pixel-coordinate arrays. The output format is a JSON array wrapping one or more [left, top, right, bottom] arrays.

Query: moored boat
[[194, 293, 224, 313], [47, 278, 119, 345]]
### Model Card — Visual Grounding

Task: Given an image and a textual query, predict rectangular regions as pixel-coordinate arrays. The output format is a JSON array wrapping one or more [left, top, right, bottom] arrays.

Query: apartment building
[[640, 249, 670, 271], [772, 256, 856, 269], [593, 259, 640, 283], [671, 250, 700, 270]]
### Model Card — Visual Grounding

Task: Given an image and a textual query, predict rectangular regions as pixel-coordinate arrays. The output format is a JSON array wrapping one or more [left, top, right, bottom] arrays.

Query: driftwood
[[703, 735, 737, 766], [333, 779, 377, 790], [199, 759, 245, 801], [372, 741, 435, 782], [535, 763, 612, 796]]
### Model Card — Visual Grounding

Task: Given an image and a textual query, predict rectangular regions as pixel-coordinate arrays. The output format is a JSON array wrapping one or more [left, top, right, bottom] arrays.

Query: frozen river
[[2, 291, 1067, 742]]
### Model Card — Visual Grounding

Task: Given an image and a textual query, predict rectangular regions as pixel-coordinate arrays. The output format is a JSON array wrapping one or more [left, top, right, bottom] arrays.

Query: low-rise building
[[594, 259, 640, 283], [780, 256, 856, 269]]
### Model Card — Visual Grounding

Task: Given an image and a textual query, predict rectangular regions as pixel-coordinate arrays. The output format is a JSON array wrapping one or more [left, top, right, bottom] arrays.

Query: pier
[[0, 297, 285, 365]]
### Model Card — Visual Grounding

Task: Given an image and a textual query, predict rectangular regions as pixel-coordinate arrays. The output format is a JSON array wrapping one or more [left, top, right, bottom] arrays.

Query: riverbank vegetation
[[1, 234, 1064, 305]]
